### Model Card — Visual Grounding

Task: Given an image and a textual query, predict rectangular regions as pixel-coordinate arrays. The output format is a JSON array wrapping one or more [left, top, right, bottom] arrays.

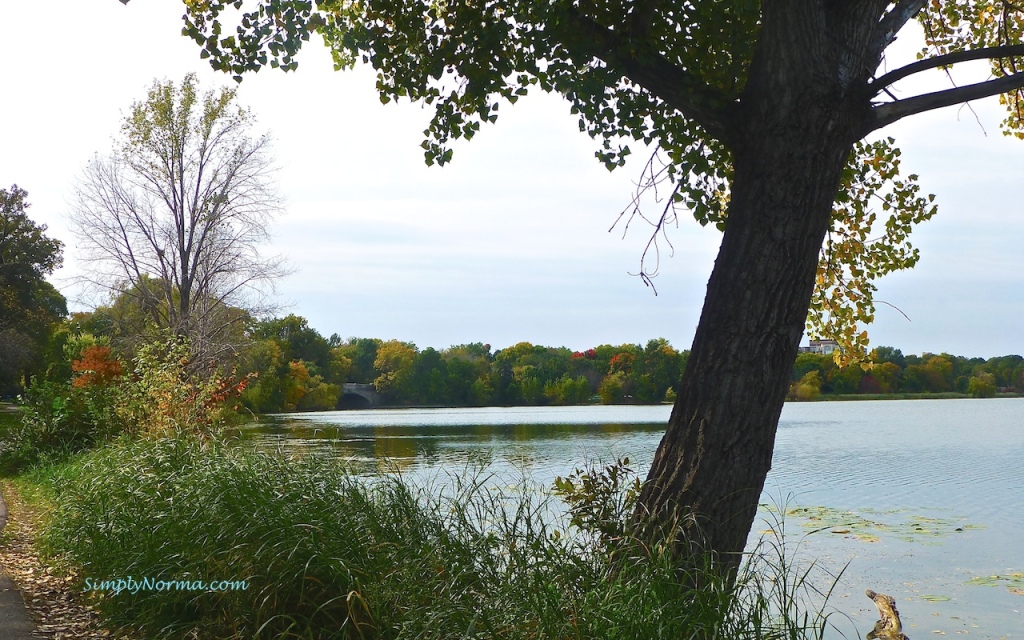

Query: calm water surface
[[239, 399, 1024, 638]]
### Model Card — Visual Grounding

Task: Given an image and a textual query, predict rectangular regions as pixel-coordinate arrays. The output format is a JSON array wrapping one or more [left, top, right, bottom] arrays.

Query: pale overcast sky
[[2, 2, 1022, 357]]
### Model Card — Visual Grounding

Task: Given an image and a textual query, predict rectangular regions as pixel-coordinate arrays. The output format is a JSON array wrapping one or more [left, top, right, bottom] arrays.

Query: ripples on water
[[238, 399, 1024, 638]]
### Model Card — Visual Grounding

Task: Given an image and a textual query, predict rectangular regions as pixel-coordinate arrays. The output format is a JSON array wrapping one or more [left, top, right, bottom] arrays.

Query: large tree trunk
[[638, 127, 851, 571], [636, 7, 870, 570]]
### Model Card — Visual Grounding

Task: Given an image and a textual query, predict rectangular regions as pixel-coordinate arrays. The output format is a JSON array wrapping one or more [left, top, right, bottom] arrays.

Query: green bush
[[0, 381, 122, 472], [0, 336, 247, 472], [597, 371, 627, 404], [967, 373, 997, 398], [790, 371, 822, 401], [543, 374, 592, 406], [37, 437, 835, 640]]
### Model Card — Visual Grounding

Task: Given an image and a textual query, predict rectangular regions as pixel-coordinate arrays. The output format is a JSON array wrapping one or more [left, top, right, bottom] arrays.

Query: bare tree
[[70, 74, 287, 365]]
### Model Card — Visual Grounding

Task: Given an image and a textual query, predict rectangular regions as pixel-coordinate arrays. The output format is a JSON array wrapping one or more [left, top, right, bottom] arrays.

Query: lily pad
[[967, 576, 1001, 587], [965, 573, 1024, 589], [765, 504, 984, 544], [920, 594, 951, 602]]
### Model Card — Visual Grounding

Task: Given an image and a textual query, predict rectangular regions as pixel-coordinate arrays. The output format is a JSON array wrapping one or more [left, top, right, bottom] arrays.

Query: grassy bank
[[8, 436, 834, 640]]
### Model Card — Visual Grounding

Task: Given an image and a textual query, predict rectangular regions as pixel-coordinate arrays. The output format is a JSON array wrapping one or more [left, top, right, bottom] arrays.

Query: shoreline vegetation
[[0, 333, 1018, 638], [231, 324, 1021, 411], [5, 299, 1022, 413], [244, 390, 1024, 416], [1, 398, 839, 639], [811, 391, 1023, 401]]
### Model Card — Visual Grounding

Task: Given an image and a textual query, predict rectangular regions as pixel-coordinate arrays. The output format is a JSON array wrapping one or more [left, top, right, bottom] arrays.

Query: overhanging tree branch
[[870, 44, 1024, 93], [872, 0, 927, 57], [627, 0, 661, 40], [558, 7, 738, 144], [869, 71, 1024, 133]]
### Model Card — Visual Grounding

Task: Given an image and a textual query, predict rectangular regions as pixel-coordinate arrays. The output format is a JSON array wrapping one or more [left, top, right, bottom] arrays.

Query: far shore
[[791, 391, 1023, 402], [4, 392, 1022, 422], [250, 391, 1024, 415]]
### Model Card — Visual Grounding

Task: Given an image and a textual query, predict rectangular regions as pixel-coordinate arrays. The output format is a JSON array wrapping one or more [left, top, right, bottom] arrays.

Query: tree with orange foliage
[[71, 345, 124, 388]]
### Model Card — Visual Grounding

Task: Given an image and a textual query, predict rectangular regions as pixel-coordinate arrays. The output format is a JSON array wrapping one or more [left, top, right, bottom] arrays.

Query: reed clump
[[31, 437, 835, 639]]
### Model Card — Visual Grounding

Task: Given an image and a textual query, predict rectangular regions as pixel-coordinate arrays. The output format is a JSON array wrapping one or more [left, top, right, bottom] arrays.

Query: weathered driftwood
[[865, 589, 910, 640]]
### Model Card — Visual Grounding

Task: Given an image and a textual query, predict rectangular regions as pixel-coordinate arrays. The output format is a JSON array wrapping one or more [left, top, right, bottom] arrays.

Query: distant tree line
[[228, 315, 690, 412], [185, 313, 1024, 410], [227, 317, 1024, 410], [9, 271, 1024, 411], [788, 346, 1023, 400], [9, 298, 1024, 411]]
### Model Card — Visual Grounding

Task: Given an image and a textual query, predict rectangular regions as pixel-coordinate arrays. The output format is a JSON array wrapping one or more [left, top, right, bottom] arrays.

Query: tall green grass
[[33, 437, 838, 639]]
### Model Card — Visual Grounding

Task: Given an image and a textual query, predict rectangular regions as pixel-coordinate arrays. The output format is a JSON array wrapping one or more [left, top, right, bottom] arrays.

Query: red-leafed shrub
[[71, 346, 124, 388]]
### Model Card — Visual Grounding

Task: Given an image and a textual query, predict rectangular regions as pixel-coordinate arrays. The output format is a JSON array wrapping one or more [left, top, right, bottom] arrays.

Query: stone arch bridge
[[338, 383, 381, 409]]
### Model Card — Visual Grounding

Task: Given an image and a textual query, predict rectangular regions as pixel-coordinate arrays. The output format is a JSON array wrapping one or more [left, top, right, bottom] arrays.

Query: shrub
[[0, 336, 247, 472], [967, 373, 997, 398], [0, 381, 121, 472], [598, 371, 627, 404], [71, 345, 125, 388], [117, 338, 247, 437], [790, 371, 822, 401], [543, 374, 591, 405]]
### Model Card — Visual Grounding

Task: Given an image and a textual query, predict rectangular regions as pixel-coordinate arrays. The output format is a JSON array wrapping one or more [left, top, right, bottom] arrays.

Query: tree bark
[[636, 6, 870, 572], [638, 121, 852, 571]]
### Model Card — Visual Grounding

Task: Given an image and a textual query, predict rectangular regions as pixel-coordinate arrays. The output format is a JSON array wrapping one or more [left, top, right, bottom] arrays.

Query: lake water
[[238, 399, 1024, 639]]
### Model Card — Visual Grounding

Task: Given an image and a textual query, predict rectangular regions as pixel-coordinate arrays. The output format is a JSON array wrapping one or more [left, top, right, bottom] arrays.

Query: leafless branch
[[869, 44, 1024, 93], [69, 75, 290, 367], [609, 148, 686, 295], [868, 70, 1024, 133], [872, 0, 928, 57], [874, 298, 912, 322]]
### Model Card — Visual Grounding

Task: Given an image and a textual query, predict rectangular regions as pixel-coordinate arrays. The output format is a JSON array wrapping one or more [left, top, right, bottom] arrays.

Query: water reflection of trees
[[239, 418, 666, 469]]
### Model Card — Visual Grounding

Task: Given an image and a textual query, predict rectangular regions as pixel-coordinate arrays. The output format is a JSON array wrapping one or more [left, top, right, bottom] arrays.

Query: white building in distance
[[798, 339, 839, 355]]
